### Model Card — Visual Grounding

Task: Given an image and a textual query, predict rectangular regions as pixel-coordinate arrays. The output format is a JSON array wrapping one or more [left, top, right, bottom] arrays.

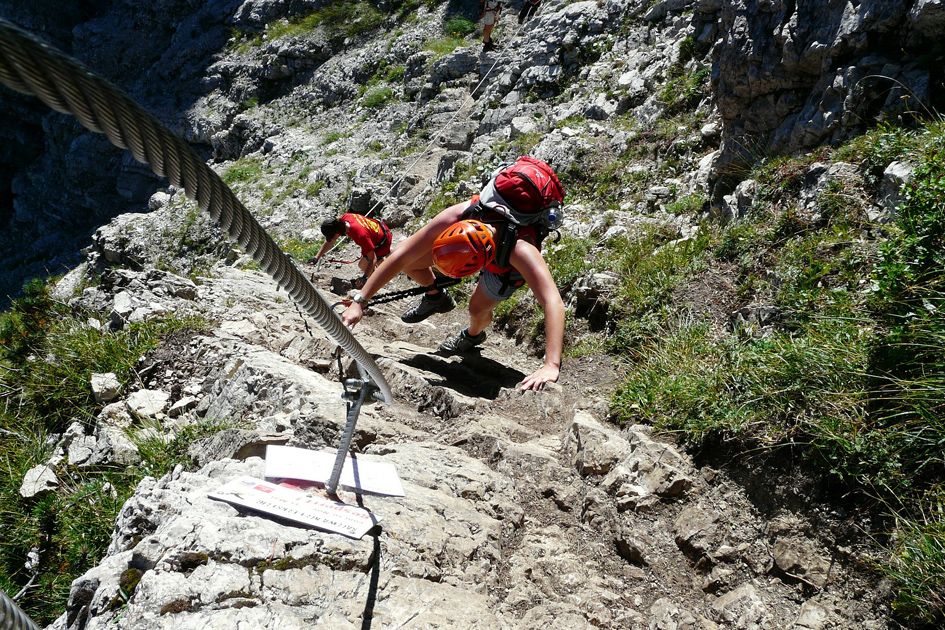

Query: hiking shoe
[[400, 291, 455, 323], [438, 328, 487, 354], [483, 39, 495, 52]]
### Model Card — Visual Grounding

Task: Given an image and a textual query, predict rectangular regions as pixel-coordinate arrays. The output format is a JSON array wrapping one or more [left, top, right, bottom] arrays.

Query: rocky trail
[[47, 239, 894, 629], [3, 0, 935, 626]]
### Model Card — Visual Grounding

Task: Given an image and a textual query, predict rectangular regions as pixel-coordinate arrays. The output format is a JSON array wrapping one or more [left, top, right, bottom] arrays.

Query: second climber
[[311, 212, 393, 289]]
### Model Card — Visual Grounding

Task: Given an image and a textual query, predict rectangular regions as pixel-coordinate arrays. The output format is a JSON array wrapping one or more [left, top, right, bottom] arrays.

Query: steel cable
[[0, 18, 392, 403], [0, 588, 40, 630]]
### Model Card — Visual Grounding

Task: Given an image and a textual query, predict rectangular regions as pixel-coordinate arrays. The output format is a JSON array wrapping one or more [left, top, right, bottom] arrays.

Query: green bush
[[133, 419, 233, 479], [266, 1, 385, 41], [666, 193, 707, 215], [0, 284, 214, 623], [612, 315, 870, 452], [887, 501, 945, 625], [384, 64, 406, 82], [544, 236, 593, 289], [658, 65, 710, 113], [865, 137, 945, 627], [363, 86, 395, 109], [305, 180, 326, 197], [280, 237, 321, 262], [834, 123, 923, 188], [0, 278, 55, 362], [873, 144, 945, 304], [221, 157, 263, 186], [425, 35, 466, 58], [607, 229, 711, 351], [444, 16, 476, 37], [321, 130, 345, 146]]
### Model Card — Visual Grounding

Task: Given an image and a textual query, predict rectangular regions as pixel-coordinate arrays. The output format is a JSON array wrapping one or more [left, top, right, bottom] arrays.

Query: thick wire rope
[[320, 2, 548, 262], [0, 589, 40, 630], [0, 18, 392, 404]]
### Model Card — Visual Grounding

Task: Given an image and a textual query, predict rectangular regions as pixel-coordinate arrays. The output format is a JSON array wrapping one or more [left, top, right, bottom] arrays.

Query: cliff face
[[4, 1, 942, 301], [0, 0, 940, 627], [713, 0, 944, 189], [0, 0, 238, 302]]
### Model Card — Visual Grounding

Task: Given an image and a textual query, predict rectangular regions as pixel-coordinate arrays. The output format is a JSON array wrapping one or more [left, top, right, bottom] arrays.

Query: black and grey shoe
[[350, 274, 368, 290], [438, 328, 487, 354], [400, 291, 456, 323]]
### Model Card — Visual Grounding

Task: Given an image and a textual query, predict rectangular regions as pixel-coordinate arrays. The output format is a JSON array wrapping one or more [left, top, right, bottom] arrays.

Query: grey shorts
[[482, 2, 501, 25], [478, 268, 525, 301]]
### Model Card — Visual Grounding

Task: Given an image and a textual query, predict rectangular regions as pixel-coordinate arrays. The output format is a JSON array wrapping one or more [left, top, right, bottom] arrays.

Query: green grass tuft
[[887, 501, 945, 625], [362, 86, 395, 109], [425, 35, 467, 58], [221, 157, 264, 186], [0, 281, 214, 623], [444, 16, 476, 37]]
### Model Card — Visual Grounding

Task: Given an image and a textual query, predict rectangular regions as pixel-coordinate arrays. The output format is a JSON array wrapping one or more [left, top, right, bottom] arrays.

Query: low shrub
[[444, 16, 476, 37], [0, 282, 214, 623], [363, 86, 395, 109], [221, 157, 263, 186]]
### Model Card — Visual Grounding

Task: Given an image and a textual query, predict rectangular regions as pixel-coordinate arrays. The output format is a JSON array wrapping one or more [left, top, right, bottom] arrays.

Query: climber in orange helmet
[[341, 199, 564, 392]]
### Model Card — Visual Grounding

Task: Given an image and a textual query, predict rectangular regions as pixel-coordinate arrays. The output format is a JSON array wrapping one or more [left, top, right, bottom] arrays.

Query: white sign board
[[209, 476, 380, 539], [264, 445, 405, 497]]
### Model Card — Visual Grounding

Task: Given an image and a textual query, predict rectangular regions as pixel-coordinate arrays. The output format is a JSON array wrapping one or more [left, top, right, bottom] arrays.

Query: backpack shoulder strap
[[463, 200, 518, 268]]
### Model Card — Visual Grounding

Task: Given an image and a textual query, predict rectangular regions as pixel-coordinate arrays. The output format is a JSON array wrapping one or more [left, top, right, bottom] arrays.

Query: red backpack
[[492, 156, 565, 214], [464, 157, 566, 290]]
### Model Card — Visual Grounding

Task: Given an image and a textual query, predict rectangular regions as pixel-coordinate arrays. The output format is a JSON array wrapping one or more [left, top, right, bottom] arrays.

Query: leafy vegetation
[[424, 35, 468, 58], [602, 119, 945, 625], [0, 281, 217, 623], [264, 1, 385, 43], [221, 157, 263, 186], [657, 65, 710, 113], [362, 86, 395, 109], [887, 499, 945, 625], [444, 16, 476, 38], [666, 193, 707, 215], [321, 130, 345, 146], [279, 236, 321, 262], [492, 130, 544, 161]]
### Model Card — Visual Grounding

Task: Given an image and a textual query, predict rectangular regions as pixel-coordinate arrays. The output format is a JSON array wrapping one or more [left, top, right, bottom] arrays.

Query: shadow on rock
[[401, 353, 526, 399], [358, 489, 381, 630]]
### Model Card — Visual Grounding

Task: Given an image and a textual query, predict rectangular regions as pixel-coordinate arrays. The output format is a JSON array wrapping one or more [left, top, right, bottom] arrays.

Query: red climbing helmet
[[432, 220, 496, 278]]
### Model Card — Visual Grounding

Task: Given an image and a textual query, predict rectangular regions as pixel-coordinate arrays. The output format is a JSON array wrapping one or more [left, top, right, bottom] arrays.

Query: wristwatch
[[349, 290, 368, 306]]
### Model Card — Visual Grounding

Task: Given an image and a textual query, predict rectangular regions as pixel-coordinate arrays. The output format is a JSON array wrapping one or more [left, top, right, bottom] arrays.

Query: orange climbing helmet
[[432, 220, 496, 278]]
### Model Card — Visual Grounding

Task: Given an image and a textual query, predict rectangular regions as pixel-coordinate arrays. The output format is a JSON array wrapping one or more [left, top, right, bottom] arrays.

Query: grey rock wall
[[713, 0, 943, 192], [0, 0, 239, 303]]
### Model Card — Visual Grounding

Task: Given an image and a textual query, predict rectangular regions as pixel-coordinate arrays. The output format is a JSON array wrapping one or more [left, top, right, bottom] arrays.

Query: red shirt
[[342, 213, 391, 257]]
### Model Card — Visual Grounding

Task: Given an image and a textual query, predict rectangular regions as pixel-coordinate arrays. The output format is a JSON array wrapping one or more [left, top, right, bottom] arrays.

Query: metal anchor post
[[326, 376, 379, 495]]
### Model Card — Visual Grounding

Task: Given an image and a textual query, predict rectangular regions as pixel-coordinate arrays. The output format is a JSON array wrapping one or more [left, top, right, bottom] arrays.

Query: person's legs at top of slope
[[481, 0, 502, 50], [518, 0, 541, 24]]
